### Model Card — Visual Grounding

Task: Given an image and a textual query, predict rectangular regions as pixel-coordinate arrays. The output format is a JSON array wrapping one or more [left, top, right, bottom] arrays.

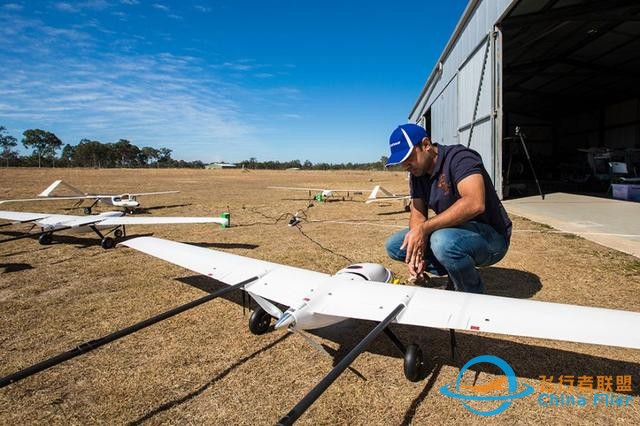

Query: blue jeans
[[385, 221, 508, 294]]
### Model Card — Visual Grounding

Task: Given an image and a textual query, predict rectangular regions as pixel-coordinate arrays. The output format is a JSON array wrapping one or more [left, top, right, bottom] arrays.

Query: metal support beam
[[277, 303, 407, 425]]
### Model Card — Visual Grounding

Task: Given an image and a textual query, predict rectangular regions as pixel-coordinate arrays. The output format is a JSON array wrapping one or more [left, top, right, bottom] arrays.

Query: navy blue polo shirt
[[410, 143, 512, 242]]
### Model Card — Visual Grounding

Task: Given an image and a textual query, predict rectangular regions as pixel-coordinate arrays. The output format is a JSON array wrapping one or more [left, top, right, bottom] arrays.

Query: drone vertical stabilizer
[[38, 180, 86, 197]]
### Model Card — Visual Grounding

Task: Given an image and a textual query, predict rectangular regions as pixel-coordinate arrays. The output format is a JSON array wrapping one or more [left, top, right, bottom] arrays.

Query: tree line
[[0, 126, 203, 168], [1, 126, 397, 170], [236, 157, 393, 171]]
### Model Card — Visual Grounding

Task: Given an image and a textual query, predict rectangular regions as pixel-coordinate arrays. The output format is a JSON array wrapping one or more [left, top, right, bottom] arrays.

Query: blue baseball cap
[[386, 124, 429, 167]]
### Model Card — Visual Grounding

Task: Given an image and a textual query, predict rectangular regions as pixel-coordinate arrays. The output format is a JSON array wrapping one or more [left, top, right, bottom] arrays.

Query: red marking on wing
[[470, 325, 480, 331]]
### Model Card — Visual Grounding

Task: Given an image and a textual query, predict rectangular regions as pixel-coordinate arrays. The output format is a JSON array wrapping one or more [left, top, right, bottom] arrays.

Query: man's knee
[[385, 230, 407, 261], [429, 229, 458, 261]]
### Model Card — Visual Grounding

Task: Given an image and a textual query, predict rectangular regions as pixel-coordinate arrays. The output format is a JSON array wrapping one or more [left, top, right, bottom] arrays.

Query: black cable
[[294, 224, 353, 263], [239, 204, 352, 263]]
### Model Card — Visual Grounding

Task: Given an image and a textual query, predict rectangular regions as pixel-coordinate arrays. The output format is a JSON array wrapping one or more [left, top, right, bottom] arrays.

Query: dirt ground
[[0, 167, 639, 425]]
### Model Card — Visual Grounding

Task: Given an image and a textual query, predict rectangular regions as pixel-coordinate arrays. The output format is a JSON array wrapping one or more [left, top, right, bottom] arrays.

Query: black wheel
[[248, 307, 271, 335], [114, 229, 123, 239], [83, 207, 92, 215], [101, 236, 115, 249], [38, 233, 53, 245], [404, 343, 423, 382]]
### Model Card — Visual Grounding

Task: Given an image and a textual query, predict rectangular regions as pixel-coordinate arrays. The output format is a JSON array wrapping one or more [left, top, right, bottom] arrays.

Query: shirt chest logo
[[437, 174, 451, 196]]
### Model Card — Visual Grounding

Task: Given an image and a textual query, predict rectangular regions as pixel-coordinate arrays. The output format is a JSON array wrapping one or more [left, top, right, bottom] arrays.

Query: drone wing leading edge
[[0, 211, 229, 228], [121, 236, 640, 350], [268, 186, 371, 195]]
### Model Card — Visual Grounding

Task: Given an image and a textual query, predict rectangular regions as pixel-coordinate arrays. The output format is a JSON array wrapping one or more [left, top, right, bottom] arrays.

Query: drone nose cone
[[274, 312, 294, 329]]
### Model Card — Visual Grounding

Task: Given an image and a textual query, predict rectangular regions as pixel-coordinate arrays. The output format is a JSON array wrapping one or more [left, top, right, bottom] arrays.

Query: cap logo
[[389, 140, 402, 148]]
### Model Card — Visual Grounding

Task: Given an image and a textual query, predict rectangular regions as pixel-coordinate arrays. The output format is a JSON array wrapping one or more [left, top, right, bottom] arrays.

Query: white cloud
[[0, 11, 302, 161], [283, 113, 302, 119], [194, 5, 211, 13], [152, 3, 169, 12], [54, 0, 109, 13], [54, 2, 76, 12], [2, 3, 23, 11]]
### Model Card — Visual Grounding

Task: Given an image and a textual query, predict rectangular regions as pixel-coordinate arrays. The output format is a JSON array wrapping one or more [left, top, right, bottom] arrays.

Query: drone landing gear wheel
[[83, 207, 92, 215], [248, 307, 272, 335], [38, 233, 53, 245], [403, 343, 424, 382], [114, 229, 123, 239], [101, 236, 115, 249]]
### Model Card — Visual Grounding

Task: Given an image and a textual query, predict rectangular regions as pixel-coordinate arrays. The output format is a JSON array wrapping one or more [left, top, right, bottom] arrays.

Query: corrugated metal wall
[[430, 78, 457, 146], [410, 0, 514, 196]]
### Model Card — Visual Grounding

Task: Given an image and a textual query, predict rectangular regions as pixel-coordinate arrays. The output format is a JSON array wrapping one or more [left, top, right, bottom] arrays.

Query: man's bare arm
[[409, 197, 428, 230]]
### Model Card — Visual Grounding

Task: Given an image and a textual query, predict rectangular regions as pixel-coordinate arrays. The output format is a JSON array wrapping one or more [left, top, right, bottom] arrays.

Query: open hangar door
[[498, 0, 640, 199]]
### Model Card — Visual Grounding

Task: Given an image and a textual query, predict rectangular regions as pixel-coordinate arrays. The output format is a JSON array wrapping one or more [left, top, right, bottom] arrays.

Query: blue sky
[[0, 1, 467, 163]]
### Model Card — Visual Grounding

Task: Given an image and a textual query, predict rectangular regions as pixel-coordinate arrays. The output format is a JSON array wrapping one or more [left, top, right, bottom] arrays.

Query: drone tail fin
[[38, 180, 86, 197]]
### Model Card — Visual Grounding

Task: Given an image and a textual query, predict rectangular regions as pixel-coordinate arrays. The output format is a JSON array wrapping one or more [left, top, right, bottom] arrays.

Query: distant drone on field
[[0, 180, 179, 214]]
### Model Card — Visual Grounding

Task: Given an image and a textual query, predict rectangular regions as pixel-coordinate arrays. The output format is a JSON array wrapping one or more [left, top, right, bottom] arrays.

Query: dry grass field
[[1, 167, 639, 425]]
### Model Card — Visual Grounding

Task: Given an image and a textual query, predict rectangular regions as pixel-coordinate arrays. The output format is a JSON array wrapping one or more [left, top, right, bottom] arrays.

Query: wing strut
[[0, 275, 259, 389], [277, 302, 407, 425]]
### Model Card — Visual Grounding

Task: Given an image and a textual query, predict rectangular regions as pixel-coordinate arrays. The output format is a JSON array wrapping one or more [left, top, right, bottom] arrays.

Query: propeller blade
[[292, 329, 332, 359], [248, 292, 283, 319]]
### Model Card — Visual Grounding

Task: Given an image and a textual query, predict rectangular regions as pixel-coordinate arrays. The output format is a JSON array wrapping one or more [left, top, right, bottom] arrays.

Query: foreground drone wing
[[99, 215, 228, 226], [121, 237, 640, 349], [126, 191, 180, 197], [0, 196, 94, 204], [268, 186, 370, 194], [0, 210, 56, 223]]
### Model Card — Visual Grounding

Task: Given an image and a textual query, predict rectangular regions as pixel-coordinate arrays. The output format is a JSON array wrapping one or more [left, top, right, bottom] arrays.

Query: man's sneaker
[[442, 278, 455, 291], [408, 271, 430, 287]]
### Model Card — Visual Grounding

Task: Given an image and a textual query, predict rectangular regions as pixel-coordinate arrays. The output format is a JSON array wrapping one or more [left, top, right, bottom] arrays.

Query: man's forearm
[[421, 197, 483, 235], [408, 201, 427, 230]]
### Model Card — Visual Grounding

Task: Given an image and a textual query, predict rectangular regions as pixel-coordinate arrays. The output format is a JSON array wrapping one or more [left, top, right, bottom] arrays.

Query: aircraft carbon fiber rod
[[277, 302, 407, 426], [0, 276, 259, 388]]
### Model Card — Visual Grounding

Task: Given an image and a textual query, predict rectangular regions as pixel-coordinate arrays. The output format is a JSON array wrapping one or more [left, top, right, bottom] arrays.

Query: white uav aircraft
[[268, 186, 372, 202], [366, 185, 411, 211], [1, 236, 638, 424], [117, 236, 638, 423], [0, 180, 179, 214], [0, 211, 228, 249]]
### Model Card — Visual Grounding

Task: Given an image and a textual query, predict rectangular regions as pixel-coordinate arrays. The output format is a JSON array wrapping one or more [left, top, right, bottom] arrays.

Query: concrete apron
[[503, 192, 640, 259]]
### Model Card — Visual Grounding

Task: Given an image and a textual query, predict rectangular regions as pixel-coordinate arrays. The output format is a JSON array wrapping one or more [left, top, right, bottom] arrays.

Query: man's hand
[[401, 224, 426, 275]]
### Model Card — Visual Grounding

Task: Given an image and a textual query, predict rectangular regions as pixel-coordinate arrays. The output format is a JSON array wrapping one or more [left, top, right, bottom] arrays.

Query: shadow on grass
[[189, 242, 259, 250], [401, 361, 443, 426], [130, 204, 193, 214], [376, 209, 410, 216], [421, 266, 542, 299], [127, 334, 291, 425], [0, 231, 155, 249], [0, 262, 34, 273]]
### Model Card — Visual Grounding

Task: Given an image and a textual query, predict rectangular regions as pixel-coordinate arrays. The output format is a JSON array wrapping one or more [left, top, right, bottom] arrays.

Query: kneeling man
[[385, 123, 511, 293]]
